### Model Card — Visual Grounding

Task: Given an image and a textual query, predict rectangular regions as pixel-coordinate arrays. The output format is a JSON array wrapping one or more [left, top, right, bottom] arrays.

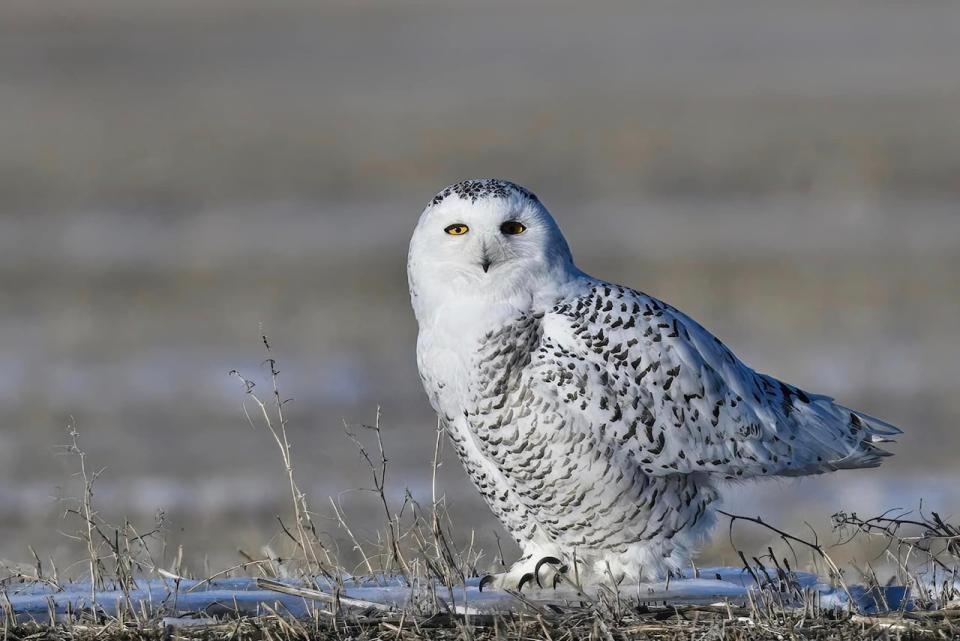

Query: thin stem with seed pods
[[65, 422, 103, 609], [343, 408, 411, 577], [230, 333, 332, 577]]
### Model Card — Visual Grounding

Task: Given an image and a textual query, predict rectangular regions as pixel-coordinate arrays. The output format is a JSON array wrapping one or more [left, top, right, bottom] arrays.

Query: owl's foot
[[477, 555, 569, 592], [478, 573, 497, 592], [477, 571, 535, 592], [533, 555, 568, 588]]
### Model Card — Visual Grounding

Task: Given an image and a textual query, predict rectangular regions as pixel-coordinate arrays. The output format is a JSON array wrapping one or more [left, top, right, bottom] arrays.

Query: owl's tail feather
[[763, 395, 903, 478], [821, 404, 901, 471]]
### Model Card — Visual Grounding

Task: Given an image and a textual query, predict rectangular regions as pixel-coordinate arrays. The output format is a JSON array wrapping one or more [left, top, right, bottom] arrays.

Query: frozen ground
[[0, 568, 918, 623]]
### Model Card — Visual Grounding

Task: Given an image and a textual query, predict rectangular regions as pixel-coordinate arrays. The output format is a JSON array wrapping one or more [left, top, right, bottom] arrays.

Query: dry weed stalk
[[833, 507, 960, 608], [332, 408, 481, 603], [62, 422, 105, 608], [230, 332, 334, 577], [343, 408, 412, 577], [50, 422, 166, 622], [718, 509, 855, 614]]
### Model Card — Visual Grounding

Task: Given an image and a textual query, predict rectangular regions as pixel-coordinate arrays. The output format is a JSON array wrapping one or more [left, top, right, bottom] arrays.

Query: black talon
[[534, 556, 564, 588], [552, 572, 564, 589], [517, 572, 535, 592], [478, 574, 495, 592]]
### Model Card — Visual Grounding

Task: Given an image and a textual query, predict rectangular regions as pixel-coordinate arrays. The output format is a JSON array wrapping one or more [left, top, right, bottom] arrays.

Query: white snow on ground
[[2, 569, 928, 621]]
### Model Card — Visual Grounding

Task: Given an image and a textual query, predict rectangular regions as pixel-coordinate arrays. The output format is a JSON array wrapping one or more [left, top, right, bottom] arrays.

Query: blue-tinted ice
[[0, 567, 913, 623]]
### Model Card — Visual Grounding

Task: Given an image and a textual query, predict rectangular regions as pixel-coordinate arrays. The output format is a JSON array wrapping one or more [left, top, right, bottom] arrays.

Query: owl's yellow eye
[[500, 221, 527, 235], [444, 223, 469, 236]]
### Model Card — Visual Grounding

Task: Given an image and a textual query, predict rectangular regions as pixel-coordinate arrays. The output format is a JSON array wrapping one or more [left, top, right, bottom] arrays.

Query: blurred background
[[2, 0, 959, 576]]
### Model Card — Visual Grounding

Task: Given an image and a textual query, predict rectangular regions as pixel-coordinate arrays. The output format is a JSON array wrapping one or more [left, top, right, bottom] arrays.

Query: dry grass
[[4, 602, 960, 641]]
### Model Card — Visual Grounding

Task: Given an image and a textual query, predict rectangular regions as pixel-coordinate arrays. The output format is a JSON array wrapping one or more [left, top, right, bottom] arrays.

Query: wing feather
[[531, 281, 900, 478]]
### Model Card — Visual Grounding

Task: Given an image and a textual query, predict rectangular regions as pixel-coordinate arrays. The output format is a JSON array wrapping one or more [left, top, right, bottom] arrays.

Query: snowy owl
[[407, 179, 900, 589]]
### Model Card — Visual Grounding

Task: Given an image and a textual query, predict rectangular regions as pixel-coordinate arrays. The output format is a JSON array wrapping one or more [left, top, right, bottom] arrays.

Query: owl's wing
[[532, 282, 900, 478]]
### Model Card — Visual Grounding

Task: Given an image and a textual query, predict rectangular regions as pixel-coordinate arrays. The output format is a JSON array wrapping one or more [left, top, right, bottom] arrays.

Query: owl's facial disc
[[409, 180, 577, 308]]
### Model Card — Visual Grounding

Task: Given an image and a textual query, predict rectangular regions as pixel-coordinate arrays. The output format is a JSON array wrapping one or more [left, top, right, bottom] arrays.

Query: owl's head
[[408, 179, 577, 317]]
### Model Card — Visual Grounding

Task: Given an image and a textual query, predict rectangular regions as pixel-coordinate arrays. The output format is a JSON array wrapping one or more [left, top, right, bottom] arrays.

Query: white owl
[[407, 179, 900, 590]]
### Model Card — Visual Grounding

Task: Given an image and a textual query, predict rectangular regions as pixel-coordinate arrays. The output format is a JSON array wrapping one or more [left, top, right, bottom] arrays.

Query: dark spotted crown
[[429, 179, 539, 207]]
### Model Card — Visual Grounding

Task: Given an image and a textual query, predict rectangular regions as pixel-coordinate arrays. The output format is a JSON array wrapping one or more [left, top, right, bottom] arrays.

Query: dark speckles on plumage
[[640, 407, 656, 428], [432, 274, 894, 576], [429, 179, 539, 206], [649, 433, 666, 455], [611, 403, 623, 422]]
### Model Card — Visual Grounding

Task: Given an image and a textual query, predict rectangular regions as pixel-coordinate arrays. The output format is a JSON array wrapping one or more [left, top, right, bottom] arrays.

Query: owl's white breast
[[416, 275, 589, 411], [417, 295, 522, 417]]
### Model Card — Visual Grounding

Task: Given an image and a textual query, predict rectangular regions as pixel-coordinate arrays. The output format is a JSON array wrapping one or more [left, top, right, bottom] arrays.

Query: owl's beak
[[479, 243, 493, 273]]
